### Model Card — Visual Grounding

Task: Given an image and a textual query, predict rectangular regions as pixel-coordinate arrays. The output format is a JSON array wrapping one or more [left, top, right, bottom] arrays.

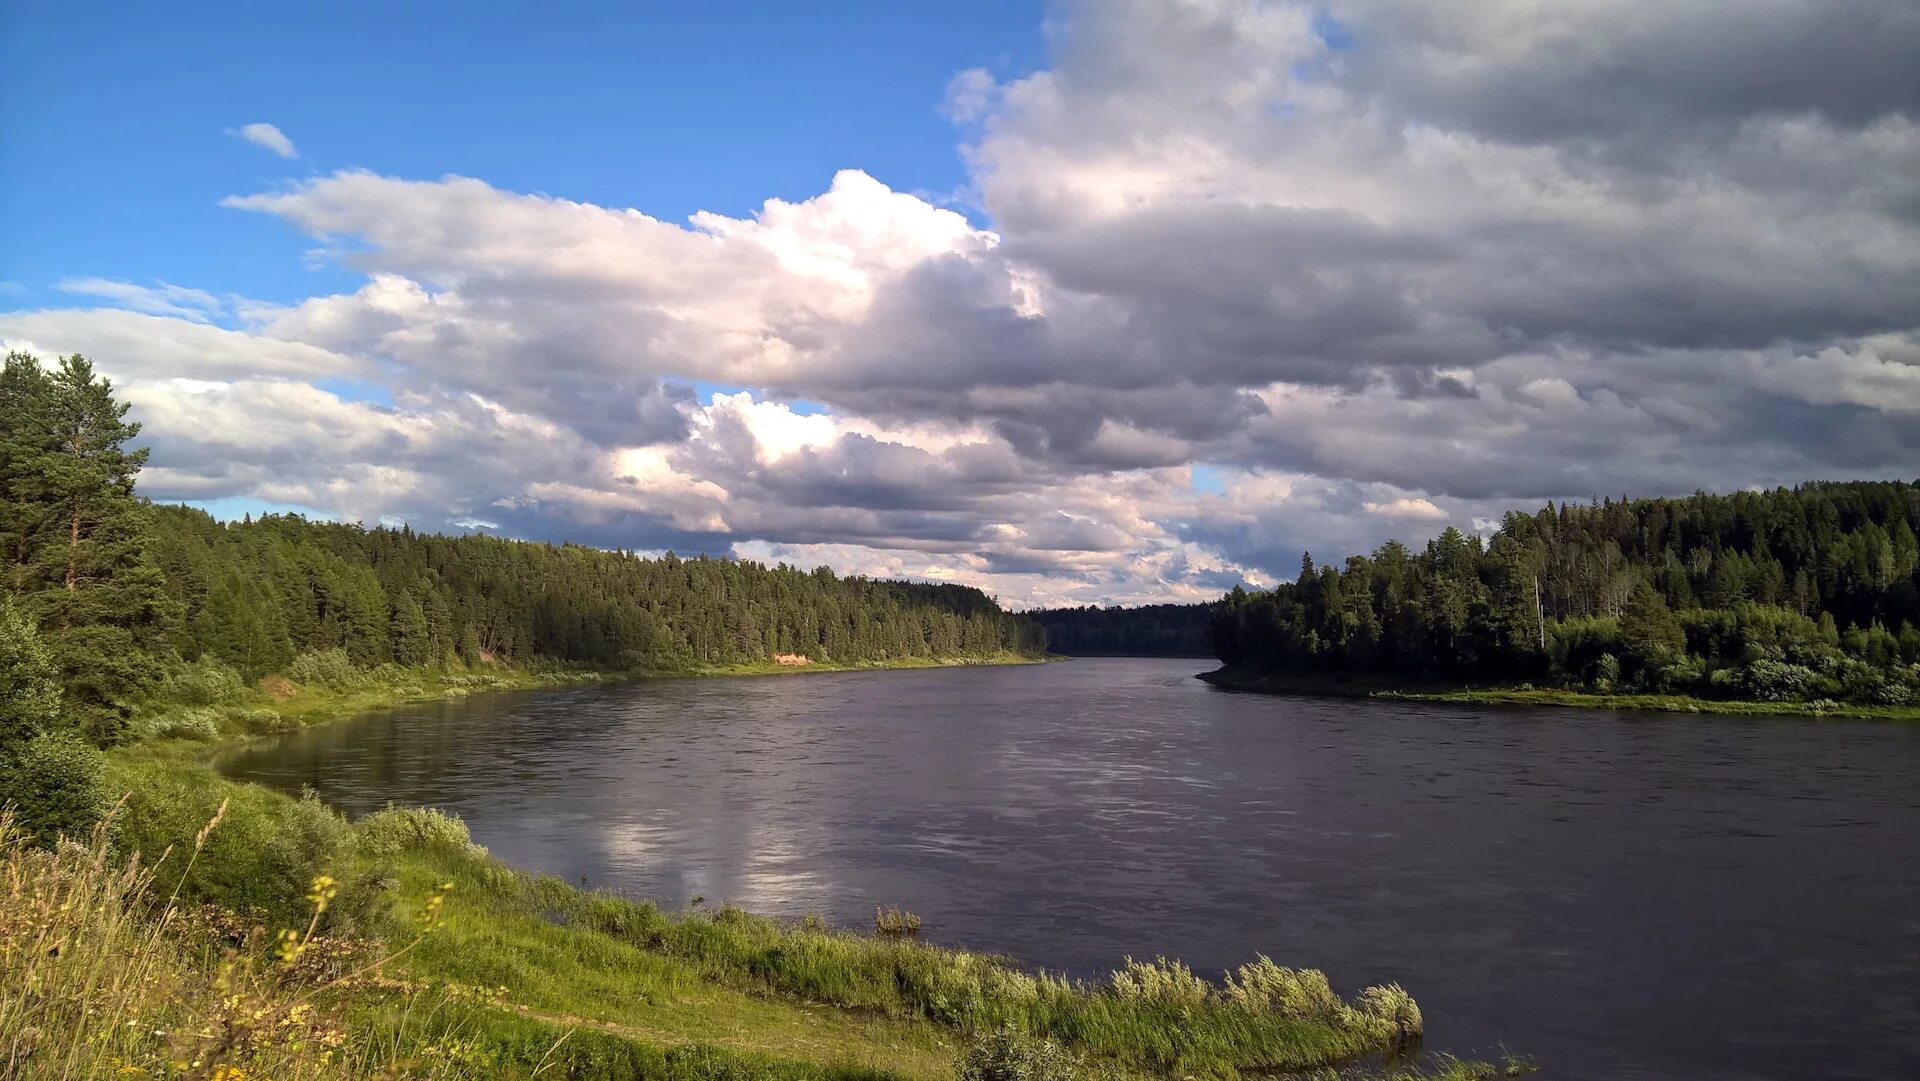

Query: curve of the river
[[220, 657, 1920, 1080]]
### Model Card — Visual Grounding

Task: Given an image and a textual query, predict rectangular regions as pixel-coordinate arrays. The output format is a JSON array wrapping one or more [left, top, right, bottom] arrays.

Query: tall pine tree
[[3, 354, 175, 740]]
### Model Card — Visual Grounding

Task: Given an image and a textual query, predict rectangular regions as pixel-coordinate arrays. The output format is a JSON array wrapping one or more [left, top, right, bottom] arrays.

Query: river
[[220, 657, 1920, 1079]]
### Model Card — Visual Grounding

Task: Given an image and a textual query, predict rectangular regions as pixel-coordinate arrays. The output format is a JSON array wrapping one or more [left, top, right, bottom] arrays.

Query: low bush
[[159, 657, 249, 706], [358, 803, 488, 861], [0, 730, 111, 845], [289, 647, 366, 691], [957, 1027, 1081, 1081], [137, 706, 223, 741]]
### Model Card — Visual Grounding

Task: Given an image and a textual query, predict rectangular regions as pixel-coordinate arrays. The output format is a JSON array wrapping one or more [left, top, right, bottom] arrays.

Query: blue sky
[[5, 1, 1914, 607], [1, 1, 1043, 309]]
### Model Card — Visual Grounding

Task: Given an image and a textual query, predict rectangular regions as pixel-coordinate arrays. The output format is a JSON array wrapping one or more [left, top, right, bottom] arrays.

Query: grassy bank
[[72, 743, 1465, 1080], [1198, 667, 1920, 721], [142, 650, 1051, 751], [0, 654, 1509, 1080]]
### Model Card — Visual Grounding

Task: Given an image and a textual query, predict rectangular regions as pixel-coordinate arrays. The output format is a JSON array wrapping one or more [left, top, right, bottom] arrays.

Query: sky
[[4, 0, 1918, 609]]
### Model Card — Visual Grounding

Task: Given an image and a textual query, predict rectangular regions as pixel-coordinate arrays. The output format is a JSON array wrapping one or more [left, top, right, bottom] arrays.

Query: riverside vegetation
[[1207, 482, 1920, 719], [0, 352, 1493, 1080]]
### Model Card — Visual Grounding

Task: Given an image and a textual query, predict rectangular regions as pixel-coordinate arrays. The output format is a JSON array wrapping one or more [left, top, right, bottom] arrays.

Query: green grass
[[1199, 667, 1920, 722]]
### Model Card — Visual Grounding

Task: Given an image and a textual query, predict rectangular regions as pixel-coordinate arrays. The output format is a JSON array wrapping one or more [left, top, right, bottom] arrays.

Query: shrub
[[138, 707, 222, 741], [1743, 659, 1819, 702], [160, 658, 248, 706], [1108, 956, 1211, 1008], [957, 1027, 1081, 1081], [1225, 957, 1343, 1021], [1, 731, 111, 845], [233, 707, 293, 734], [288, 648, 364, 691], [0, 597, 61, 753], [1590, 653, 1622, 692], [874, 905, 922, 939], [356, 803, 486, 860]]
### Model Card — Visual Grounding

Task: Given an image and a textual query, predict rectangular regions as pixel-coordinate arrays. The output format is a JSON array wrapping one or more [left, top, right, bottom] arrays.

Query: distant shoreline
[[1198, 666, 1920, 721]]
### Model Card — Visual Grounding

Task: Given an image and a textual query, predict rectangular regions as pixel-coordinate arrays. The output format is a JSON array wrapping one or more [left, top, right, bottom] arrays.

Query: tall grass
[[430, 845, 1421, 1077], [0, 804, 510, 1080]]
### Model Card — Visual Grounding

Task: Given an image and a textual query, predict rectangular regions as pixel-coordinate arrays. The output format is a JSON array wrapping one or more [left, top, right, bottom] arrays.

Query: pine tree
[[8, 355, 175, 739]]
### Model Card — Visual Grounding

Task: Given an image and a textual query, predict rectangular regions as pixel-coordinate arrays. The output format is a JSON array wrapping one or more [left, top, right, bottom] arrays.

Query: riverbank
[[53, 655, 1503, 1080], [222, 651, 1050, 744], [1198, 667, 1920, 721]]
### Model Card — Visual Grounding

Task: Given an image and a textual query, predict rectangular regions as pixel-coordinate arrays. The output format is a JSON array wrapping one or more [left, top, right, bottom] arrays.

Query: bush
[[288, 648, 364, 691], [1, 731, 111, 845], [356, 803, 486, 860], [1225, 957, 1343, 1021], [1744, 659, 1819, 701], [160, 659, 248, 706], [138, 707, 223, 741], [957, 1027, 1080, 1081]]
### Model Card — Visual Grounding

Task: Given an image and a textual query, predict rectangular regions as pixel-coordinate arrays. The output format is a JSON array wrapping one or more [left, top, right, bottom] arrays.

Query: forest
[[1210, 483, 1920, 706], [1, 351, 1044, 747], [1028, 603, 1215, 656]]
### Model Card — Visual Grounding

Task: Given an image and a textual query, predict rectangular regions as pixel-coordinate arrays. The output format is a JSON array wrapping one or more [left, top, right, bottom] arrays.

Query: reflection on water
[[221, 658, 1920, 1080]]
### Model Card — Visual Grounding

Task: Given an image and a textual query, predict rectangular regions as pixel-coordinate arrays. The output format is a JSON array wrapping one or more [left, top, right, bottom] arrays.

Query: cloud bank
[[9, 0, 1919, 606]]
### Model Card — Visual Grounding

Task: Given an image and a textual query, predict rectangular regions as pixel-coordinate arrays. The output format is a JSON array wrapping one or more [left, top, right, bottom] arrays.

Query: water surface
[[222, 658, 1920, 1079]]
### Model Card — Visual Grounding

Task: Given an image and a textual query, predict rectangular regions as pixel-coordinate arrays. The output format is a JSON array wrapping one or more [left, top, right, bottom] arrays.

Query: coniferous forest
[[1210, 484, 1920, 707], [1028, 603, 1216, 657]]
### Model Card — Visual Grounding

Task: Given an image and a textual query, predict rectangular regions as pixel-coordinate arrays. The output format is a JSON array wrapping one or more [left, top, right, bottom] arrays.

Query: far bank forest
[[1210, 482, 1920, 711]]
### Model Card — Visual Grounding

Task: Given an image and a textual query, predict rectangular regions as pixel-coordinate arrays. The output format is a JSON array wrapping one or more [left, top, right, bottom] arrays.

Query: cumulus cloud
[[11, 0, 1920, 604], [232, 122, 298, 158]]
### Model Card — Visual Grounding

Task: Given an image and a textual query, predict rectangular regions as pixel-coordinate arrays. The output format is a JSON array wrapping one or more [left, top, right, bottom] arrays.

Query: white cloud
[[12, 0, 1920, 605], [58, 278, 225, 322], [1363, 497, 1450, 522], [232, 122, 298, 158]]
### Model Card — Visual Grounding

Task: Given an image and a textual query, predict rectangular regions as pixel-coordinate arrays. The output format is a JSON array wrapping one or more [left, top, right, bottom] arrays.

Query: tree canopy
[[1210, 484, 1920, 705]]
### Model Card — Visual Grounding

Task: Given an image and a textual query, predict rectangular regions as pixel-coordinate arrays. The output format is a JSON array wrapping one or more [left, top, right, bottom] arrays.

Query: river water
[[220, 657, 1920, 1079]]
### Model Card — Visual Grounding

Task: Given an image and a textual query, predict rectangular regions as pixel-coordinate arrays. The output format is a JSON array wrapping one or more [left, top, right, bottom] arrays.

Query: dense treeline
[[148, 506, 1045, 679], [1029, 603, 1216, 656], [0, 350, 1043, 748], [1211, 483, 1920, 705]]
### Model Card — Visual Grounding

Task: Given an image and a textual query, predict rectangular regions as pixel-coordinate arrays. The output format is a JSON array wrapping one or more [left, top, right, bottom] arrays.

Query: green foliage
[[0, 353, 177, 739], [1108, 956, 1212, 1008], [1029, 602, 1216, 657], [1, 731, 111, 844], [144, 504, 1045, 679], [1351, 983, 1424, 1046], [0, 597, 61, 753], [1214, 482, 1920, 706], [1224, 957, 1344, 1021], [109, 759, 352, 925], [157, 656, 249, 706], [957, 1027, 1081, 1081], [137, 707, 224, 741], [289, 647, 367, 690], [356, 803, 486, 860]]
